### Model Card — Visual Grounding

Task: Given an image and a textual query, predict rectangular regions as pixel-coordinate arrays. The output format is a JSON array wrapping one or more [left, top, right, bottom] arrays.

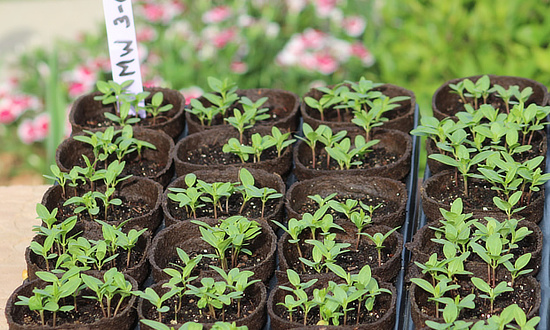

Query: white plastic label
[[102, 0, 143, 96]]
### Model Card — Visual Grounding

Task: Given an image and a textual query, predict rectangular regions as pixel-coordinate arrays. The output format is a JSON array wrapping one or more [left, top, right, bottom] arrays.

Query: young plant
[[301, 233, 351, 273], [187, 98, 220, 126], [202, 77, 240, 118], [222, 138, 254, 163], [250, 132, 276, 163], [211, 266, 260, 317], [185, 277, 242, 320], [266, 126, 296, 158], [325, 135, 379, 170], [134, 287, 178, 322], [278, 269, 318, 325], [295, 123, 330, 169], [470, 232, 513, 288], [362, 226, 400, 267], [272, 218, 307, 272], [167, 174, 205, 219], [410, 277, 460, 319], [145, 91, 174, 124], [197, 180, 234, 219], [470, 277, 513, 314], [257, 186, 282, 219], [82, 268, 133, 318], [503, 253, 533, 287]]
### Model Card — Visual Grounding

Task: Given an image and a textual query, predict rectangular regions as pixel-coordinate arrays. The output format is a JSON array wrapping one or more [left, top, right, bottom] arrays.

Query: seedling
[[202, 77, 240, 118], [301, 233, 350, 273], [185, 277, 242, 320], [279, 269, 318, 325], [197, 180, 234, 219], [145, 91, 173, 125], [82, 268, 133, 318], [272, 218, 306, 272], [187, 98, 220, 126], [503, 253, 533, 287], [410, 277, 460, 319], [134, 287, 177, 322], [325, 135, 379, 170], [471, 277, 513, 314], [363, 226, 400, 267], [266, 126, 296, 158], [211, 266, 260, 317], [222, 138, 253, 163], [295, 123, 330, 169], [250, 132, 276, 163]]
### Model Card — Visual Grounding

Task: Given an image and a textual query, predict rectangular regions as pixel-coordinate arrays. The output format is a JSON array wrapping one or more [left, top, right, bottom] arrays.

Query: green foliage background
[[2, 0, 550, 181]]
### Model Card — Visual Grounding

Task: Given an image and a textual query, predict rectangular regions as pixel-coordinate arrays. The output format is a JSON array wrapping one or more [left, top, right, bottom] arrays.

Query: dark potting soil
[[86, 107, 178, 128], [142, 291, 257, 324], [286, 237, 392, 276], [416, 276, 537, 320], [73, 156, 166, 179], [16, 292, 130, 327], [307, 148, 399, 171], [196, 106, 289, 127], [428, 173, 541, 211], [56, 195, 150, 223], [184, 144, 280, 166], [278, 292, 391, 326], [167, 193, 280, 220], [172, 244, 264, 273], [296, 193, 400, 220]]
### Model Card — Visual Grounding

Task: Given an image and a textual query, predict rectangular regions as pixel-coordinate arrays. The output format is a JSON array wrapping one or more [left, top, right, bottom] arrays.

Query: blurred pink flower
[[180, 86, 203, 106], [64, 65, 97, 98], [230, 61, 248, 74], [342, 16, 366, 37], [32, 113, 50, 141], [137, 26, 158, 42], [314, 0, 339, 17], [0, 94, 40, 124], [314, 53, 339, 75], [300, 29, 327, 50], [351, 42, 375, 66], [203, 6, 232, 24], [140, 1, 185, 24], [212, 28, 237, 48], [17, 113, 49, 144], [17, 119, 36, 144]]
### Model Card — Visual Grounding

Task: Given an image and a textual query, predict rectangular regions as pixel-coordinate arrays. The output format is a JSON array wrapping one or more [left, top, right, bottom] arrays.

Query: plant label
[[102, 0, 144, 97]]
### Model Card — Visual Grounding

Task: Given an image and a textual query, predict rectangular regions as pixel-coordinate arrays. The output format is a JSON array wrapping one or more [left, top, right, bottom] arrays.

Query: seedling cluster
[[167, 169, 282, 220], [411, 198, 538, 326], [95, 79, 173, 125], [413, 76, 550, 209]]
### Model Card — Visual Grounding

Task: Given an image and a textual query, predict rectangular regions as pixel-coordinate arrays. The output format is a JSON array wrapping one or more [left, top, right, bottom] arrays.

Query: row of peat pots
[[4, 73, 548, 330]]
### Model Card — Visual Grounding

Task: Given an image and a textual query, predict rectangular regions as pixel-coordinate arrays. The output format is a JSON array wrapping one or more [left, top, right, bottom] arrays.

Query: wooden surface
[[0, 185, 49, 329]]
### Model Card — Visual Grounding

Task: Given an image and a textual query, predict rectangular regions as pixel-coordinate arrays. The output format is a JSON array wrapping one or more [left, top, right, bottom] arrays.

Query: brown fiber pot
[[285, 175, 407, 228], [137, 280, 267, 330], [268, 276, 396, 330], [25, 223, 152, 286], [293, 128, 412, 181], [276, 222, 403, 284], [186, 88, 300, 135], [432, 74, 549, 120], [421, 170, 545, 223], [6, 274, 138, 330], [148, 218, 276, 284], [162, 167, 285, 229], [56, 127, 175, 187], [301, 83, 416, 133], [172, 126, 293, 178], [41, 177, 164, 234], [69, 87, 185, 140], [406, 219, 543, 280], [410, 274, 540, 329]]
